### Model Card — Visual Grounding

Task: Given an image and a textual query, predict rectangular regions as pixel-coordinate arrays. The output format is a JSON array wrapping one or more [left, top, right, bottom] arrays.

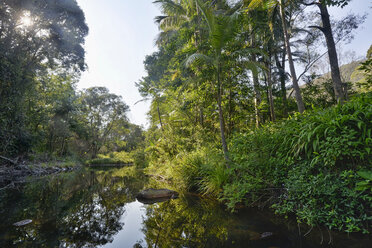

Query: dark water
[[0, 167, 370, 248]]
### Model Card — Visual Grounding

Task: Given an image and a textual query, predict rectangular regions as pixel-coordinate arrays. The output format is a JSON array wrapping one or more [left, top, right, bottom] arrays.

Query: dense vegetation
[[138, 0, 372, 233], [0, 0, 144, 165], [0, 0, 371, 236]]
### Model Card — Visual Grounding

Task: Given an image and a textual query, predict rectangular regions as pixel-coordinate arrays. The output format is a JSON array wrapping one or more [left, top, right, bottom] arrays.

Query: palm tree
[[186, 0, 262, 165], [246, 0, 305, 113], [278, 0, 305, 113], [153, 0, 197, 46]]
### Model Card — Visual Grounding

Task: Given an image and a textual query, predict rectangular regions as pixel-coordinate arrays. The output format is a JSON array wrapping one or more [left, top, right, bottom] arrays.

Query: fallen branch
[[0, 155, 17, 165]]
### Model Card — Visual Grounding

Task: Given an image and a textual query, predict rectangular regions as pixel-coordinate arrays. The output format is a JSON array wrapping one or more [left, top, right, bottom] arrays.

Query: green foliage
[[130, 148, 148, 168], [222, 93, 372, 232], [275, 167, 371, 233], [78, 87, 130, 158], [198, 150, 229, 196], [139, 0, 371, 234], [357, 45, 372, 92], [86, 151, 134, 165], [0, 2, 146, 162], [356, 170, 372, 191], [0, 0, 88, 156]]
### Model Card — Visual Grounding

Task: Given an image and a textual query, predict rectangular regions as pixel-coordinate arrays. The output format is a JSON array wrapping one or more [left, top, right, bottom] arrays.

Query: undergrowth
[[145, 92, 372, 233]]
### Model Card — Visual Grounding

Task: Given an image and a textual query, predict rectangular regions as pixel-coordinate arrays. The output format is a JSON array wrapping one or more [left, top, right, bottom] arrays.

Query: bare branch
[[308, 25, 325, 33], [297, 49, 328, 81]]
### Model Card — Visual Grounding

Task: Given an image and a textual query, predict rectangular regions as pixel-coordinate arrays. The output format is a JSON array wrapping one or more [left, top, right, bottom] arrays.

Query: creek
[[0, 166, 369, 247]]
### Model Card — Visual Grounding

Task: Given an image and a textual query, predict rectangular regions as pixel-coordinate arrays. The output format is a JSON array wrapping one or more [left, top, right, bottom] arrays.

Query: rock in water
[[136, 188, 179, 203], [13, 219, 32, 227], [260, 232, 273, 239]]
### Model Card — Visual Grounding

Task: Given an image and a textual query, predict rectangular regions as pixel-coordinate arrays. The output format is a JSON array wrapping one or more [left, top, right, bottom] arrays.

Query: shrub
[[223, 93, 372, 232]]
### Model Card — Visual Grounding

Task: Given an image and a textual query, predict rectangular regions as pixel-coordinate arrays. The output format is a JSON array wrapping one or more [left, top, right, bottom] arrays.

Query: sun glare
[[21, 16, 33, 27], [20, 12, 33, 28]]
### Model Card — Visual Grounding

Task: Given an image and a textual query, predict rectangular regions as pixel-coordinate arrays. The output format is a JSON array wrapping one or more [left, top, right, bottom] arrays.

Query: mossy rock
[[136, 188, 179, 203]]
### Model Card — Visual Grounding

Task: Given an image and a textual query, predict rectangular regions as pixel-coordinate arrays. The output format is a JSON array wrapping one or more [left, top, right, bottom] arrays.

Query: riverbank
[[0, 159, 80, 190], [144, 93, 372, 234]]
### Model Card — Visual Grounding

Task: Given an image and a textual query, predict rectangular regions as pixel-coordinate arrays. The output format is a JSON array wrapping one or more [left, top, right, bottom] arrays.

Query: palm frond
[[245, 0, 277, 12], [153, 0, 186, 16], [195, 0, 215, 33], [135, 97, 151, 105], [184, 53, 214, 68], [246, 0, 264, 11], [154, 30, 178, 46], [154, 15, 167, 24], [158, 15, 188, 30]]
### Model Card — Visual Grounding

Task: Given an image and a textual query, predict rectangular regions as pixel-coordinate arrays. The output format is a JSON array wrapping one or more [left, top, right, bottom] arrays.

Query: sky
[[77, 0, 161, 128], [76, 0, 372, 128]]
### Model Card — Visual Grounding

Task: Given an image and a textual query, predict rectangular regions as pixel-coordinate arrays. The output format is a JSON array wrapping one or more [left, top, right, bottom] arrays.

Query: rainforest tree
[[0, 0, 88, 156]]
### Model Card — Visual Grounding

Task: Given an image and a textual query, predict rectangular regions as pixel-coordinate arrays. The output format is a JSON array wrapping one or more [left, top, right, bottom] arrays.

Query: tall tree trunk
[[317, 1, 345, 104], [156, 100, 164, 131], [263, 76, 271, 122], [275, 52, 288, 117], [279, 0, 305, 113], [92, 142, 98, 159], [251, 52, 262, 127], [217, 63, 230, 166], [228, 86, 233, 136], [267, 56, 276, 121]]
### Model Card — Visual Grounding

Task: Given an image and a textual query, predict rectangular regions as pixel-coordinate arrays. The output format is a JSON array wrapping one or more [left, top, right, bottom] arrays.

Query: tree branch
[[308, 25, 325, 33], [0, 155, 17, 165], [302, 1, 319, 7], [297, 49, 328, 81]]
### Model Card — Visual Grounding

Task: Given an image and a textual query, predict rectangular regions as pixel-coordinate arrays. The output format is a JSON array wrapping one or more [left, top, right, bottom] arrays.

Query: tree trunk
[[267, 56, 276, 121], [157, 100, 164, 131], [251, 52, 262, 127], [279, 0, 305, 113], [275, 52, 288, 117], [92, 142, 98, 159], [318, 1, 345, 104], [263, 75, 271, 122], [228, 86, 233, 136], [217, 63, 230, 166]]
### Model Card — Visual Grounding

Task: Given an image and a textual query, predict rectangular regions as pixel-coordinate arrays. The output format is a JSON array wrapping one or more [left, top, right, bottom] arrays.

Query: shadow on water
[[0, 167, 370, 248]]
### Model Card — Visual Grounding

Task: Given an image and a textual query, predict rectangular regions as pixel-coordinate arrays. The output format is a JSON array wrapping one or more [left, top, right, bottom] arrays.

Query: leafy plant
[[356, 170, 372, 191]]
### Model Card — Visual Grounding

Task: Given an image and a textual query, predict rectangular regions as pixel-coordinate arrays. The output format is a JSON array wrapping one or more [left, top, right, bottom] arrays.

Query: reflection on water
[[103, 201, 146, 248], [0, 167, 370, 248]]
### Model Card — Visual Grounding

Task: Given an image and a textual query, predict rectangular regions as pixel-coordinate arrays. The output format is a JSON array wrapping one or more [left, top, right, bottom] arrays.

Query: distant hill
[[311, 60, 365, 86], [287, 60, 367, 98]]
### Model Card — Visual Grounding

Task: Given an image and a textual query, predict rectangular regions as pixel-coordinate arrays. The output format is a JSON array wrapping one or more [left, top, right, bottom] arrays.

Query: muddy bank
[[0, 163, 78, 189]]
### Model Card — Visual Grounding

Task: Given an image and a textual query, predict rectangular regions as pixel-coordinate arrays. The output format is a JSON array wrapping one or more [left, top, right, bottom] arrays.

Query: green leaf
[[357, 170, 372, 180]]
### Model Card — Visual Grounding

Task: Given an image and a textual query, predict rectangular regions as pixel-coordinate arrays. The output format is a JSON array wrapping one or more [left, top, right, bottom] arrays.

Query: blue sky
[[77, 0, 160, 128], [76, 0, 371, 127]]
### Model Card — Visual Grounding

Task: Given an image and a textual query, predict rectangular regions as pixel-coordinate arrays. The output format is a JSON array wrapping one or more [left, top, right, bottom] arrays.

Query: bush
[[274, 167, 372, 233], [145, 146, 228, 195], [223, 93, 372, 232], [130, 148, 148, 168]]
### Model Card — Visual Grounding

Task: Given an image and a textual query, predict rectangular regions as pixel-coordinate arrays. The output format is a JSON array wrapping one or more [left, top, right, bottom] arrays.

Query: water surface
[[0, 167, 369, 247]]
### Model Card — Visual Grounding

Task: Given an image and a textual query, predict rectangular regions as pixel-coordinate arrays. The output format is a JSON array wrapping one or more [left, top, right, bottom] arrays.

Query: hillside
[[311, 60, 365, 86]]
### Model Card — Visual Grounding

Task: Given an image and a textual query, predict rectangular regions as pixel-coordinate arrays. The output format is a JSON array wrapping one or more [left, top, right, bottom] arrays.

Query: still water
[[0, 167, 370, 248]]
